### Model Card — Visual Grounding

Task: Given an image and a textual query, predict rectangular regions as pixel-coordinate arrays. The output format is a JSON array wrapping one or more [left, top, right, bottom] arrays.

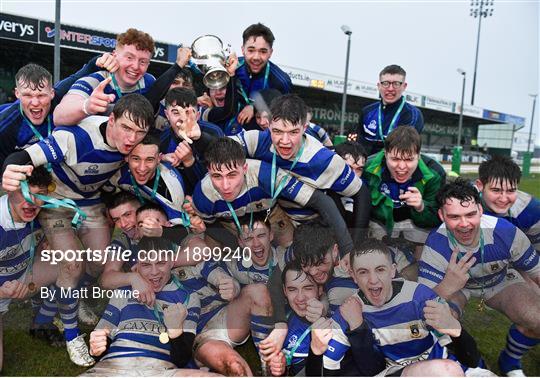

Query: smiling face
[[385, 149, 419, 183], [8, 184, 47, 223], [377, 73, 407, 105], [209, 86, 227, 107], [283, 269, 320, 318], [351, 252, 396, 308], [238, 221, 273, 267], [438, 197, 483, 247], [269, 119, 306, 160], [136, 257, 173, 292], [107, 111, 148, 155], [113, 44, 152, 88], [208, 161, 247, 202], [241, 36, 273, 74], [127, 143, 160, 185], [109, 201, 140, 239], [476, 178, 518, 215], [300, 246, 338, 285], [15, 79, 54, 125]]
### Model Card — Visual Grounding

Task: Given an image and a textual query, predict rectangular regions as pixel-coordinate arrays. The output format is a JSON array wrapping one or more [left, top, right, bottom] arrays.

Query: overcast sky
[[2, 0, 539, 144]]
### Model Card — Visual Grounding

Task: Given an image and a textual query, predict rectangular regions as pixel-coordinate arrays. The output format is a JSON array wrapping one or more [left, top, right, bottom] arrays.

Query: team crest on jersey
[[410, 324, 421, 338], [256, 203, 263, 210], [287, 334, 299, 349], [84, 164, 99, 175], [367, 120, 377, 130], [380, 183, 390, 195], [177, 269, 186, 279], [490, 263, 499, 272], [52, 219, 64, 228], [506, 272, 516, 280]]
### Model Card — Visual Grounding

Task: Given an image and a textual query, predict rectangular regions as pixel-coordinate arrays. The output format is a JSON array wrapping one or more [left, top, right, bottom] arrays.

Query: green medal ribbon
[[152, 276, 190, 330], [110, 73, 141, 99], [21, 180, 87, 229], [377, 96, 406, 141], [237, 62, 270, 105], [285, 325, 312, 366], [130, 167, 161, 204], [447, 228, 485, 298], [19, 104, 52, 172], [226, 201, 253, 236]]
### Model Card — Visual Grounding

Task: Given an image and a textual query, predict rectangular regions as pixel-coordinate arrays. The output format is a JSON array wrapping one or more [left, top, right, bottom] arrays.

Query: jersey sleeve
[[231, 130, 260, 157], [25, 128, 75, 166], [183, 292, 201, 334], [67, 72, 107, 98], [418, 232, 451, 288], [323, 312, 351, 370], [191, 179, 217, 223], [96, 294, 128, 330], [509, 227, 540, 274]]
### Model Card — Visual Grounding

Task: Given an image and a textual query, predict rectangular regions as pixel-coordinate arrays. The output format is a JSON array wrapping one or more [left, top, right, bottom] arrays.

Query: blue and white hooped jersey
[[97, 280, 199, 362], [282, 312, 350, 373], [419, 215, 539, 291], [231, 130, 361, 197], [173, 261, 231, 332], [67, 71, 155, 116], [192, 158, 314, 224], [358, 280, 451, 368], [222, 246, 283, 286], [0, 195, 44, 285], [108, 162, 187, 226], [306, 122, 332, 147], [25, 116, 125, 206], [324, 267, 358, 315], [483, 190, 540, 253]]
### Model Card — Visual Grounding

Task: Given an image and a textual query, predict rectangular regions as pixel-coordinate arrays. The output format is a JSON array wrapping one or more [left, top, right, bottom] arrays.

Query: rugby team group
[[0, 22, 539, 377]]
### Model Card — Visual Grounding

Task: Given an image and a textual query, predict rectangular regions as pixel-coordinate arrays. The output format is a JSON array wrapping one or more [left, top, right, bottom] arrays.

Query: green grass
[[2, 176, 540, 376]]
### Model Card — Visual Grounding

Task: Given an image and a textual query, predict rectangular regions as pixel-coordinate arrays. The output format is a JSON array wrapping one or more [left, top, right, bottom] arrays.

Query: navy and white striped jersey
[[235, 60, 292, 98], [324, 267, 358, 315], [108, 162, 187, 226], [282, 312, 350, 374], [483, 190, 540, 253], [107, 232, 139, 269], [0, 195, 45, 285], [306, 122, 332, 147], [231, 131, 361, 197], [419, 215, 540, 290], [67, 71, 155, 116], [173, 261, 231, 332], [358, 280, 451, 368], [25, 116, 125, 206], [96, 281, 199, 362], [192, 159, 314, 224]]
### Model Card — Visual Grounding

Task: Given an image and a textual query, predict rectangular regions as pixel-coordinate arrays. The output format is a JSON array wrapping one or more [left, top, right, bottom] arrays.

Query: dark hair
[[165, 87, 197, 108], [136, 202, 168, 219], [379, 64, 406, 79], [27, 166, 53, 189], [117, 28, 155, 54], [242, 23, 275, 47], [436, 178, 480, 208], [15, 63, 53, 91], [137, 130, 161, 148], [292, 222, 336, 267], [253, 88, 282, 115], [173, 69, 194, 88], [238, 211, 271, 232], [205, 137, 246, 171], [105, 191, 140, 212], [335, 141, 367, 161], [478, 155, 521, 187], [281, 259, 311, 286], [112, 93, 154, 131], [137, 237, 173, 261], [270, 94, 308, 126], [350, 238, 391, 268], [384, 126, 421, 156]]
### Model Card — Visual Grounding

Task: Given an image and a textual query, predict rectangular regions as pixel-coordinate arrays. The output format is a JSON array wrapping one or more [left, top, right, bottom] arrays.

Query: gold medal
[[47, 181, 56, 193], [28, 282, 36, 292], [159, 332, 169, 344], [477, 298, 486, 312]]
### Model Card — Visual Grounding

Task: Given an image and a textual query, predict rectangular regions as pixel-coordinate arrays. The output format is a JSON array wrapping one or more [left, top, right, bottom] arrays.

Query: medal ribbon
[[447, 229, 485, 298], [377, 96, 406, 141], [19, 104, 53, 172], [21, 180, 87, 229], [237, 61, 270, 105], [110, 73, 141, 99], [152, 277, 190, 333], [285, 325, 312, 366], [226, 201, 253, 236], [130, 167, 161, 204], [270, 139, 305, 205]]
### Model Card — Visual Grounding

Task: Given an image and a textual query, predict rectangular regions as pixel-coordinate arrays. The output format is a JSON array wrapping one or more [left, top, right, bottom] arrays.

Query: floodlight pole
[[53, 0, 61, 84]]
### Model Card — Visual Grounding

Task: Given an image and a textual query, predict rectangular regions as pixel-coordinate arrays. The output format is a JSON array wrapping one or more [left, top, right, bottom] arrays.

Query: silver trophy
[[191, 35, 230, 89]]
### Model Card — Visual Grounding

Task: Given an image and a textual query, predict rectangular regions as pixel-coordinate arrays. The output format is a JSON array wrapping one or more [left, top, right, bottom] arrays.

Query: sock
[[499, 324, 540, 373], [34, 292, 58, 326], [250, 314, 274, 352], [56, 285, 80, 342]]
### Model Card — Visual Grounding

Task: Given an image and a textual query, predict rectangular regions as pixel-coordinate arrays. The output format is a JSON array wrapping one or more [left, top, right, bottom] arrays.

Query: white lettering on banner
[[0, 20, 34, 37], [154, 47, 165, 58], [312, 107, 360, 124]]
